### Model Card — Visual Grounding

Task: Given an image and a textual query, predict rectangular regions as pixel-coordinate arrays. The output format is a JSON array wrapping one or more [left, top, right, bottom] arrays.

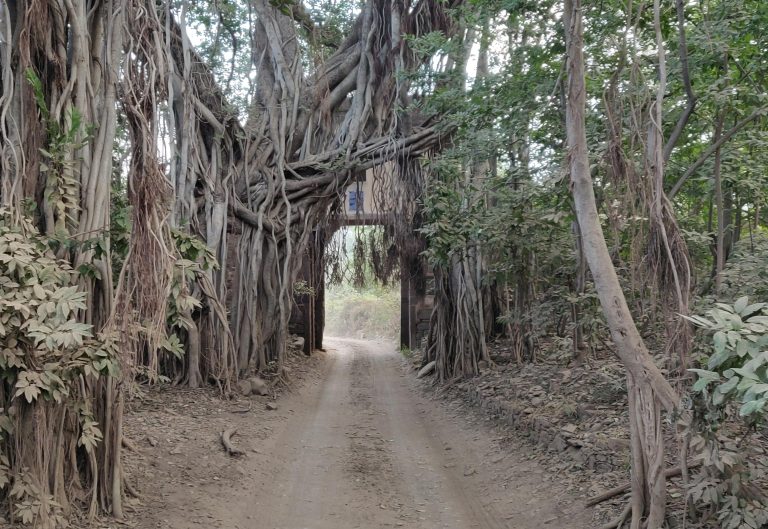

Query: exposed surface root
[[586, 462, 701, 507], [221, 428, 246, 457]]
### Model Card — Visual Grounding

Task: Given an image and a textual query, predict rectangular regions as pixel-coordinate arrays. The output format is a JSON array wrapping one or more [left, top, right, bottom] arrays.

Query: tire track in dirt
[[133, 338, 591, 529]]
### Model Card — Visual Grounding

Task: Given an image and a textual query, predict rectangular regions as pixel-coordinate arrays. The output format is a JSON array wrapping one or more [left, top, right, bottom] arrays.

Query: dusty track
[[132, 338, 590, 528]]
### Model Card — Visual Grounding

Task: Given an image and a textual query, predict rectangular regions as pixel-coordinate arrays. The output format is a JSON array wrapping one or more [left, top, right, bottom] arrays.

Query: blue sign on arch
[[349, 190, 364, 212]]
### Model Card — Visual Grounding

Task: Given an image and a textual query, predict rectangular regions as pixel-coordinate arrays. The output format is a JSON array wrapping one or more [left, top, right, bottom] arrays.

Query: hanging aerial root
[[645, 198, 693, 372]]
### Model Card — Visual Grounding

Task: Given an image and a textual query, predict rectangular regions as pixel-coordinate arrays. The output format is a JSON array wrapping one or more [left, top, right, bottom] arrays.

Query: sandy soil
[[121, 338, 591, 529]]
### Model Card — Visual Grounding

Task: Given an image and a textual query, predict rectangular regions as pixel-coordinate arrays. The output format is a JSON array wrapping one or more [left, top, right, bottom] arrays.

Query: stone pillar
[[400, 251, 427, 350], [313, 229, 326, 350], [400, 263, 411, 349]]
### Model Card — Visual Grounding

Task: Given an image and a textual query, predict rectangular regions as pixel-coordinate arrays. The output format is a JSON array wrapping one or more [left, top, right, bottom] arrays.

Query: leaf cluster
[[0, 208, 119, 514], [687, 297, 768, 527]]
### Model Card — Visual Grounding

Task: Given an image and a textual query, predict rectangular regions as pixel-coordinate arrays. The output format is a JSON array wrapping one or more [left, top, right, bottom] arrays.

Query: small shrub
[[0, 208, 119, 526], [686, 297, 768, 528]]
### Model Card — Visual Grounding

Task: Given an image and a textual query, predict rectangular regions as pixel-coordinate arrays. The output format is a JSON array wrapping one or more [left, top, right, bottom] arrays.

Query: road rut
[[143, 338, 591, 529]]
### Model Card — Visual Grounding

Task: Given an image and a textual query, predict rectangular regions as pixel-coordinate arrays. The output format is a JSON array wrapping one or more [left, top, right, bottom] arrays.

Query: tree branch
[[668, 107, 767, 199], [662, 0, 697, 163], [288, 126, 441, 175]]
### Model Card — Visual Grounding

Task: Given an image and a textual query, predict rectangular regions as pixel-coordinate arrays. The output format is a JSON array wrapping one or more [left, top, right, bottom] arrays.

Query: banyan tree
[[0, 0, 461, 524]]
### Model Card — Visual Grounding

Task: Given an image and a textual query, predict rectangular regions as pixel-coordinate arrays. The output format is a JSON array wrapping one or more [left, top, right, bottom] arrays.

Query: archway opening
[[289, 167, 433, 355], [324, 226, 401, 342]]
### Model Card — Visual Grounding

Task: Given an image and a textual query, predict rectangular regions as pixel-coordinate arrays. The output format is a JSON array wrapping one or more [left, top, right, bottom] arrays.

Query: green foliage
[[704, 234, 768, 304], [293, 280, 316, 297], [109, 183, 131, 281], [421, 148, 595, 347], [304, 0, 361, 52], [160, 333, 186, 360], [686, 297, 768, 527], [167, 232, 212, 322], [420, 159, 484, 267], [0, 208, 119, 522], [186, 0, 250, 114], [10, 472, 65, 527], [687, 298, 768, 420], [0, 209, 120, 392], [137, 230, 222, 380], [172, 229, 218, 270], [26, 69, 91, 236]]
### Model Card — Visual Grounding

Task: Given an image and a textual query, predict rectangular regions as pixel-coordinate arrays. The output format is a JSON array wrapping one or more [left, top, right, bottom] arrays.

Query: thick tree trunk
[[185, 312, 203, 388], [563, 1, 679, 526], [425, 22, 494, 378], [426, 251, 489, 380]]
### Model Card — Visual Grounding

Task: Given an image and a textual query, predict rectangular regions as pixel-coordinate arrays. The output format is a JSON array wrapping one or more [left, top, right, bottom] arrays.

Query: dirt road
[[133, 338, 590, 529]]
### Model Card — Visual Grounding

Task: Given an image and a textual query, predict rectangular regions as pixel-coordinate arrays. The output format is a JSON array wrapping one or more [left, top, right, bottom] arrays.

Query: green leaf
[[739, 398, 766, 417], [717, 376, 740, 395], [734, 296, 749, 314], [752, 383, 768, 395], [690, 369, 720, 391], [681, 314, 715, 328], [16, 384, 41, 403], [32, 284, 46, 300], [733, 367, 760, 381], [714, 331, 727, 354], [743, 303, 766, 316], [736, 339, 749, 357], [708, 349, 731, 370]]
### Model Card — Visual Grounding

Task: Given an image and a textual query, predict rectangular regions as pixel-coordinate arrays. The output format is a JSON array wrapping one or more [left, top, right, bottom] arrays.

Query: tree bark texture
[[563, 0, 680, 526], [0, 0, 127, 520]]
